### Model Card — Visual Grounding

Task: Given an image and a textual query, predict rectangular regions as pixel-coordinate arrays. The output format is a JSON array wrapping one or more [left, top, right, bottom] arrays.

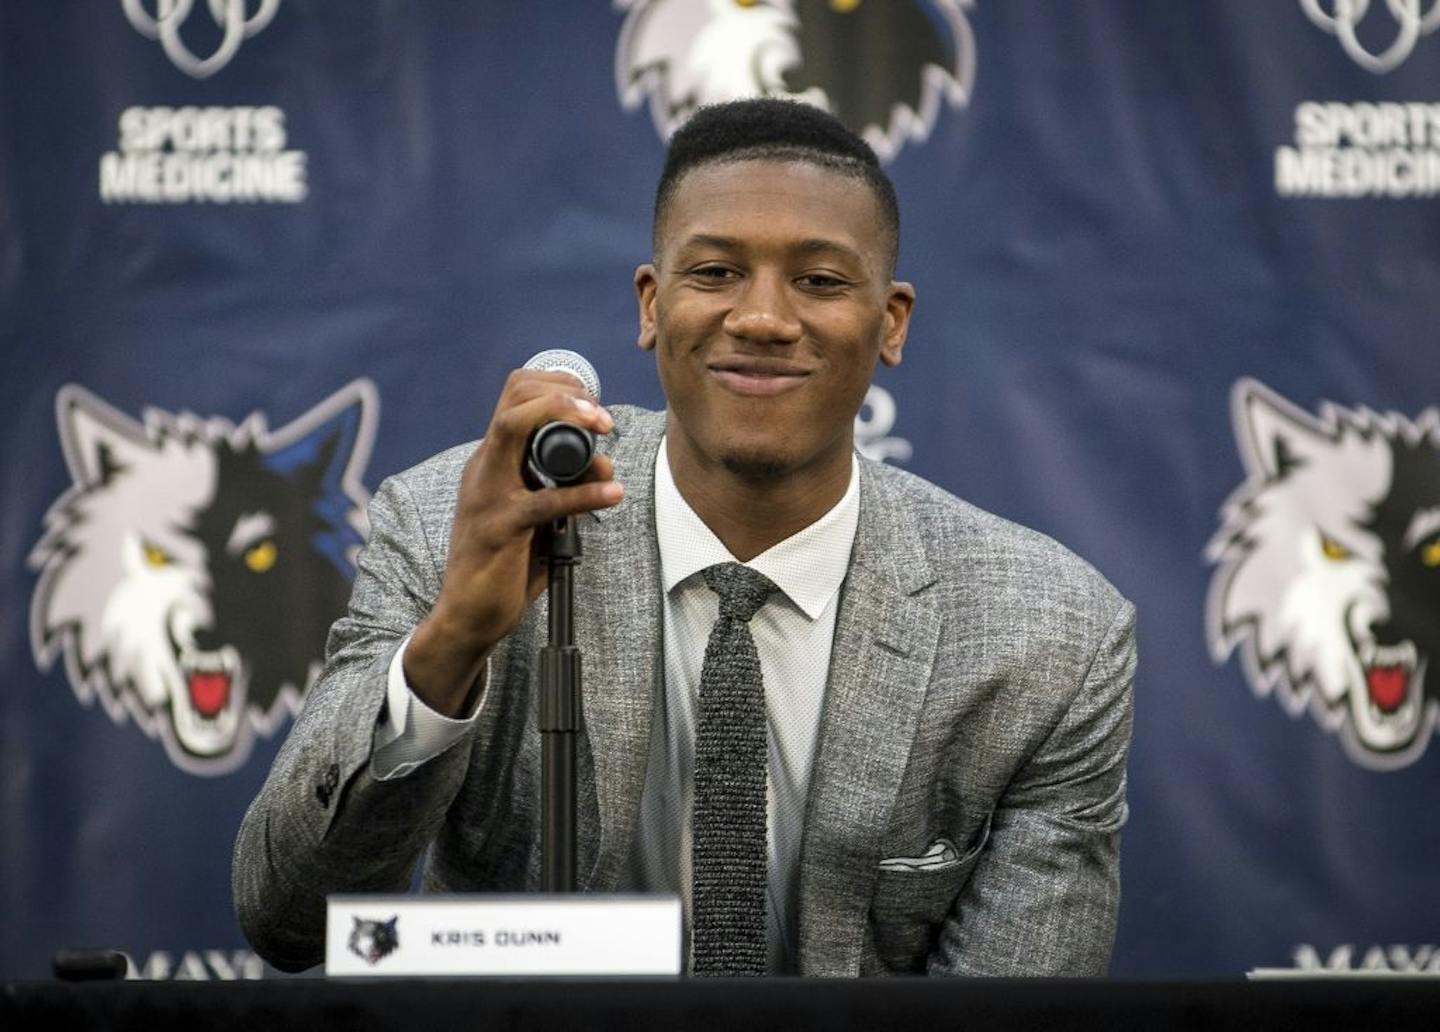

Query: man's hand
[[404, 370, 622, 716]]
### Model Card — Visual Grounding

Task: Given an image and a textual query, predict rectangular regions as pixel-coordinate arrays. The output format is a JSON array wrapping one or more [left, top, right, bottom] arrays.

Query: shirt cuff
[[371, 633, 487, 780]]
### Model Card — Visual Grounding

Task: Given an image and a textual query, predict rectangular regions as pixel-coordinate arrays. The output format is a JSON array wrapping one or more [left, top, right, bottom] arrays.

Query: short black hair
[[653, 98, 900, 272]]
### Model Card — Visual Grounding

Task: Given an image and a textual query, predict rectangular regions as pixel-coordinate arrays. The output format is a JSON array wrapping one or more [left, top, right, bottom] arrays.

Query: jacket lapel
[[797, 461, 941, 975], [571, 409, 666, 890]]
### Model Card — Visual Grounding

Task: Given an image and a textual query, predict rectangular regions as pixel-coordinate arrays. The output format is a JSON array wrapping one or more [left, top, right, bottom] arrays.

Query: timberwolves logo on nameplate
[[616, 0, 975, 161], [348, 916, 400, 966], [1206, 379, 1440, 769], [28, 382, 377, 776]]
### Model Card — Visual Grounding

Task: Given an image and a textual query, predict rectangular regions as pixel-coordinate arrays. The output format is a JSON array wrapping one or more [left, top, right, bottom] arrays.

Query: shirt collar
[[654, 437, 860, 621]]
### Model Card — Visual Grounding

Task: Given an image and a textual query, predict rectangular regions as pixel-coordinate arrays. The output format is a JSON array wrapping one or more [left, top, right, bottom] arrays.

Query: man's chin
[[720, 452, 791, 482]]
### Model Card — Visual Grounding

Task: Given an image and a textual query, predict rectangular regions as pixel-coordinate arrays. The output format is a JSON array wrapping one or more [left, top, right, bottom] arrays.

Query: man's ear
[[879, 281, 915, 368], [634, 263, 658, 352]]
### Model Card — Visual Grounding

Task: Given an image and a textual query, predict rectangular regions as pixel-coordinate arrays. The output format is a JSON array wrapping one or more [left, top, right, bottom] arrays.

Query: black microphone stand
[[538, 514, 581, 893]]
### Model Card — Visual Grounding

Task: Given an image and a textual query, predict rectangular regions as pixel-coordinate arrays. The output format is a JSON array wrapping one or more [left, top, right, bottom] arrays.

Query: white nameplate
[[325, 894, 682, 977]]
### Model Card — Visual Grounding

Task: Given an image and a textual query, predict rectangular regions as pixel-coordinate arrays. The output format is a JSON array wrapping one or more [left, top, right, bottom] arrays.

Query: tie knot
[[701, 562, 777, 623]]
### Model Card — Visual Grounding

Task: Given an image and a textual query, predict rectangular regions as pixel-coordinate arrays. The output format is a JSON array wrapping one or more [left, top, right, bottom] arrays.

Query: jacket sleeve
[[927, 598, 1137, 976], [231, 470, 483, 972]]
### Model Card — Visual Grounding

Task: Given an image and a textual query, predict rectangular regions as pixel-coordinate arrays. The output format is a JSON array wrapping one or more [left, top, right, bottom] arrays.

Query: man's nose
[[722, 272, 802, 344]]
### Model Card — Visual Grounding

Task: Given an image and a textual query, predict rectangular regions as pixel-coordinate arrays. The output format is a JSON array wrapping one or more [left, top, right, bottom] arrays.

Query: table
[[5, 976, 1439, 1031]]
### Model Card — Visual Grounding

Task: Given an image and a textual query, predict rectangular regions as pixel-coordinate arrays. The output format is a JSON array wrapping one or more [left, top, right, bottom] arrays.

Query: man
[[234, 99, 1135, 977]]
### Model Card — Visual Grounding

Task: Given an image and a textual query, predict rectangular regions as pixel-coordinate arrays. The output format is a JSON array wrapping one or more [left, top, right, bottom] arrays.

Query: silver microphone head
[[523, 349, 601, 402]]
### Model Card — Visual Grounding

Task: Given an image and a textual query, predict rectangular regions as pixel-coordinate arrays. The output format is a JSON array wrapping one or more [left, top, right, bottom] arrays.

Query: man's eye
[[691, 266, 737, 280], [798, 273, 848, 289]]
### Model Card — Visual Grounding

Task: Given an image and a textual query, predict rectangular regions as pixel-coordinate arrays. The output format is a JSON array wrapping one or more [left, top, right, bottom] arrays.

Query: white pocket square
[[878, 838, 960, 872]]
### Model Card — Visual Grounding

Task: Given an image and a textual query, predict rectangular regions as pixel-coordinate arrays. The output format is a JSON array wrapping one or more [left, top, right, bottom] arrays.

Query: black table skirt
[[6, 977, 1440, 1031]]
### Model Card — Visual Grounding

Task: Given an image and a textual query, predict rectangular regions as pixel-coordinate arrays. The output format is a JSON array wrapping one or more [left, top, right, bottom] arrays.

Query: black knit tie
[[691, 562, 777, 976]]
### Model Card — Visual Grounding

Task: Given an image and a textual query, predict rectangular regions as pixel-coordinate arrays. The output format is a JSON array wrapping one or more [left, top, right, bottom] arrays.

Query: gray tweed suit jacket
[[234, 406, 1135, 976]]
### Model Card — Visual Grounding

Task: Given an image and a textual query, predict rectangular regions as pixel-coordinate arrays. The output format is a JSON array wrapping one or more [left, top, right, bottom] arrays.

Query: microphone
[[522, 349, 602, 487]]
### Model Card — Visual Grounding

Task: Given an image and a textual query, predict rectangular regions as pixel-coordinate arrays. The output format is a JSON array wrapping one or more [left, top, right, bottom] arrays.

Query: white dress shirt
[[372, 437, 860, 973]]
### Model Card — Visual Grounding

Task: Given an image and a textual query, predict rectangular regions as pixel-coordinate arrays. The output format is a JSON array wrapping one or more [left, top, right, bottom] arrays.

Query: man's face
[[635, 159, 914, 483]]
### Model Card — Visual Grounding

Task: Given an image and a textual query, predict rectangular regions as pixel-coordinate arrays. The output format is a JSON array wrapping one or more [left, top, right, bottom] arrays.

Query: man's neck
[[664, 433, 854, 563]]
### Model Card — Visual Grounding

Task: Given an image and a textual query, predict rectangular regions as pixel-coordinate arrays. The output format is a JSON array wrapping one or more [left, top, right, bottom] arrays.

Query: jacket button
[[316, 763, 341, 808]]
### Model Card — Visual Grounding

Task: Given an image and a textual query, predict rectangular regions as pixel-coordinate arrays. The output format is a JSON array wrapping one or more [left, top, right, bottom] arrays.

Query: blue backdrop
[[4, 0, 1439, 979]]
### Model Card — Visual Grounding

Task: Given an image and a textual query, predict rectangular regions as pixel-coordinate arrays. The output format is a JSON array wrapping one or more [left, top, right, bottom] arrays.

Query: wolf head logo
[[615, 0, 975, 162], [348, 916, 399, 966], [1206, 379, 1440, 769], [29, 381, 377, 776]]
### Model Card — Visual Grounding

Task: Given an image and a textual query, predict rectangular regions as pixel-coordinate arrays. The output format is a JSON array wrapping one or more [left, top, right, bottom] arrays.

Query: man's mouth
[[709, 358, 811, 397]]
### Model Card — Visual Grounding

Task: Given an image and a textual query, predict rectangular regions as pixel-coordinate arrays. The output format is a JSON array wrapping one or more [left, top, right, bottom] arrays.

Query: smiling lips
[[709, 358, 811, 396]]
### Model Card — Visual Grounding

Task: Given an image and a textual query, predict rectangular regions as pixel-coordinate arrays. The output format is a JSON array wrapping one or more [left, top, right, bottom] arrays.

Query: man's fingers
[[584, 453, 615, 484], [520, 478, 625, 526], [483, 388, 613, 469], [510, 369, 591, 390], [498, 369, 601, 414]]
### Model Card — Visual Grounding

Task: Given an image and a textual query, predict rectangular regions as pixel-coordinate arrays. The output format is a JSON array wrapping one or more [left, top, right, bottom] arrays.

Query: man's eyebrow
[[790, 238, 863, 263], [677, 234, 863, 262], [678, 233, 742, 253]]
